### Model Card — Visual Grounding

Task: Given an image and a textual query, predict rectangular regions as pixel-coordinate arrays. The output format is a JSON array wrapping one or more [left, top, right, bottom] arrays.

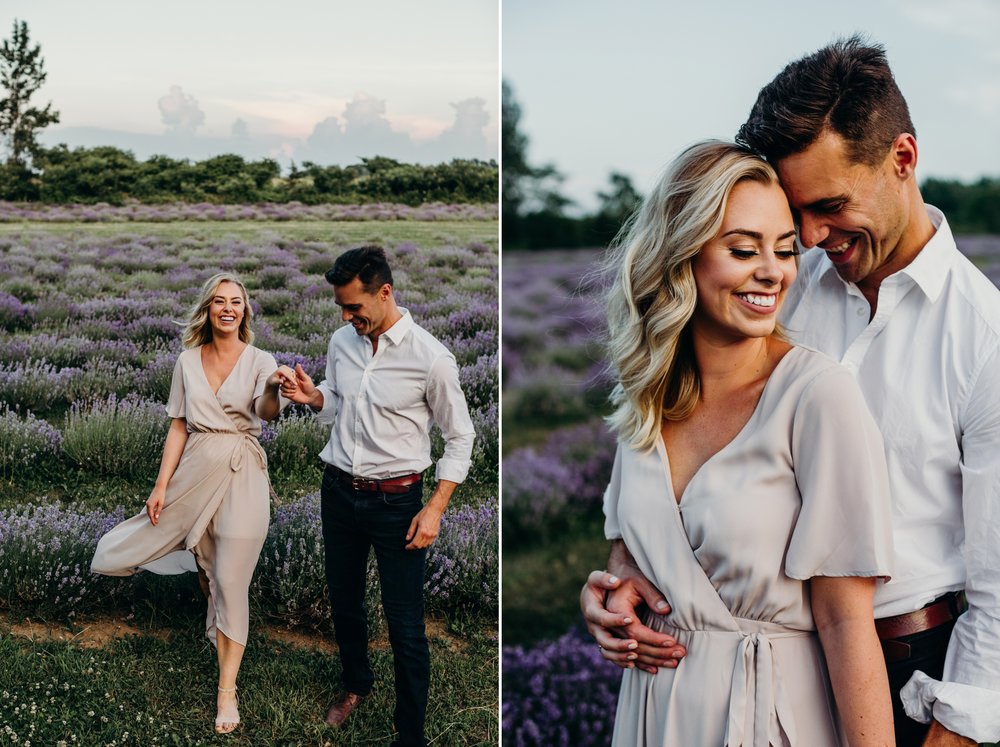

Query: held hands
[[146, 486, 166, 525], [273, 364, 321, 407], [581, 545, 687, 673]]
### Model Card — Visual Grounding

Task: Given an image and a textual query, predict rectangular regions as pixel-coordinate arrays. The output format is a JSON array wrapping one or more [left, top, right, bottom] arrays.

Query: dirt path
[[0, 611, 471, 653]]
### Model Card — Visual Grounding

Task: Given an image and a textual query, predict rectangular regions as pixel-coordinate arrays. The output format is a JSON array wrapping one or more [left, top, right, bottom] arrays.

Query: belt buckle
[[351, 476, 375, 491]]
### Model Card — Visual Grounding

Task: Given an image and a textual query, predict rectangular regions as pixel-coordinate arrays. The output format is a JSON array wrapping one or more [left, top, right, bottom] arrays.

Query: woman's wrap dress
[[91, 345, 284, 648], [605, 347, 895, 746]]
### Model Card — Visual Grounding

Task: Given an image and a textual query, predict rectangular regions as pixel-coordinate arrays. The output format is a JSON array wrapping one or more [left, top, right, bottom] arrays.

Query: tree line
[[503, 81, 1000, 250], [0, 149, 498, 205], [0, 20, 496, 206]]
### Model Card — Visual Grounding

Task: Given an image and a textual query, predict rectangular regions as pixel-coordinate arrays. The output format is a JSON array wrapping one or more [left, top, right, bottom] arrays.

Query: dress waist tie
[[228, 433, 267, 472], [724, 627, 810, 747]]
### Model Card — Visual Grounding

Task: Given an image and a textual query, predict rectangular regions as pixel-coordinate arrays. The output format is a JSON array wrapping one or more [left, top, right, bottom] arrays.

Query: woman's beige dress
[[604, 347, 895, 747], [92, 345, 283, 648]]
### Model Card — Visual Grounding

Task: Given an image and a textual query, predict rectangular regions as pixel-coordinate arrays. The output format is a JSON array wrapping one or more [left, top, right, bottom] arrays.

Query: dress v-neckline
[[199, 344, 250, 397], [658, 346, 800, 507]]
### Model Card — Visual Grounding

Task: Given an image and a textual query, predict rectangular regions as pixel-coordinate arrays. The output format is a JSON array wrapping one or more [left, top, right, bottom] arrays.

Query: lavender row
[[1, 394, 498, 490], [0, 495, 498, 624], [501, 420, 617, 545], [502, 627, 622, 746], [0, 201, 498, 223]]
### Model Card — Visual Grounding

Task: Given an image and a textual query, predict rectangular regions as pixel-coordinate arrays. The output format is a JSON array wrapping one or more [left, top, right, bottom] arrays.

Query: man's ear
[[890, 133, 918, 180]]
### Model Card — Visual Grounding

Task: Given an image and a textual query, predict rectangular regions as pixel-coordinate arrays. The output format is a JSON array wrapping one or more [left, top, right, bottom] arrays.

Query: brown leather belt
[[876, 591, 966, 662], [328, 465, 421, 494]]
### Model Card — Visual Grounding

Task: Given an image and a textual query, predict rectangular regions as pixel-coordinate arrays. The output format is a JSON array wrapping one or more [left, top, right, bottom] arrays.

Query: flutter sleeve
[[784, 365, 895, 580], [602, 442, 624, 541], [165, 353, 185, 419]]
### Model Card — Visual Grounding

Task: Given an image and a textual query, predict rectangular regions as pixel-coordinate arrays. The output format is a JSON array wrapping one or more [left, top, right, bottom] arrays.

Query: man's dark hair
[[325, 245, 394, 292], [736, 35, 915, 167]]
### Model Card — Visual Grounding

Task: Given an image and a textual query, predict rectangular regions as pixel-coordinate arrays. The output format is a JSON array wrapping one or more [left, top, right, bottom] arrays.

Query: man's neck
[[858, 200, 936, 313]]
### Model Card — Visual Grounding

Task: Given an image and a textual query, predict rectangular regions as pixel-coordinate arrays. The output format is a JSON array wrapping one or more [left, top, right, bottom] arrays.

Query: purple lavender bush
[[0, 502, 128, 616], [61, 395, 169, 479], [502, 627, 622, 747], [0, 405, 63, 484], [425, 503, 498, 620], [260, 411, 328, 478], [502, 420, 616, 546]]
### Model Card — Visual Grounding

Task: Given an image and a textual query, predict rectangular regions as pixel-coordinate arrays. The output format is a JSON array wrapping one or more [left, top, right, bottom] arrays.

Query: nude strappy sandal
[[215, 685, 240, 734]]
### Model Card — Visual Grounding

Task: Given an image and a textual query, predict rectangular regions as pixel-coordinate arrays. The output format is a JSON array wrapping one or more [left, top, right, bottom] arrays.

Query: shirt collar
[[896, 205, 955, 303], [380, 307, 413, 346], [815, 204, 956, 303]]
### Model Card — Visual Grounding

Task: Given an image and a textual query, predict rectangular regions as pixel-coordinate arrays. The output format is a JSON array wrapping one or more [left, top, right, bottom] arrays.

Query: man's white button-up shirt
[[780, 206, 1000, 741], [314, 308, 475, 484]]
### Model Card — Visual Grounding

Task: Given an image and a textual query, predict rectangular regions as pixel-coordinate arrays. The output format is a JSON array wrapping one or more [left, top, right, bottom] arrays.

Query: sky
[[503, 0, 1000, 213], [1, 0, 498, 169]]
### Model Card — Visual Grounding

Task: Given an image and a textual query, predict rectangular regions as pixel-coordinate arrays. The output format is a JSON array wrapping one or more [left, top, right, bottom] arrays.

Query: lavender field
[[0, 212, 499, 744], [500, 237, 1000, 746]]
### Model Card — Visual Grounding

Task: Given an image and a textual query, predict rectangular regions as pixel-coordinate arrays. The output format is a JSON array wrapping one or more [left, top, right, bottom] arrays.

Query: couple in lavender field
[[91, 246, 474, 745], [580, 38, 1000, 746]]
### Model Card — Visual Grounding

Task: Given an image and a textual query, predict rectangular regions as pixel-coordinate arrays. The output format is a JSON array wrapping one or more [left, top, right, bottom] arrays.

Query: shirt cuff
[[312, 385, 337, 425], [434, 458, 470, 484], [901, 670, 1000, 743]]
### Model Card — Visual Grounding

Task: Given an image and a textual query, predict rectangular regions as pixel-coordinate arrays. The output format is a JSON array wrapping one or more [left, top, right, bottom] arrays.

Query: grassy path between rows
[[0, 610, 498, 746]]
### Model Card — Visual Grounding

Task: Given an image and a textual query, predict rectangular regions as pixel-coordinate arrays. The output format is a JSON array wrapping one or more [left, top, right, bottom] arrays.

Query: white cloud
[[157, 85, 205, 133]]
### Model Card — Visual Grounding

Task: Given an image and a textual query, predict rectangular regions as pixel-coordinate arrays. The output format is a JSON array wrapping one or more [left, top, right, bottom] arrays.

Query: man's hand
[[280, 363, 322, 408], [922, 720, 977, 747], [405, 503, 443, 550], [581, 542, 687, 674]]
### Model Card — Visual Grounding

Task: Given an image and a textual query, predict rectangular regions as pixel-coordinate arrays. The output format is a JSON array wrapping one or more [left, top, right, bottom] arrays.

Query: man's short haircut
[[736, 35, 915, 167], [325, 245, 394, 292]]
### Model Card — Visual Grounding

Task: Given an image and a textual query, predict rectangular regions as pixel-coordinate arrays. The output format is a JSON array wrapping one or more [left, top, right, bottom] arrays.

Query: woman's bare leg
[[215, 630, 245, 733]]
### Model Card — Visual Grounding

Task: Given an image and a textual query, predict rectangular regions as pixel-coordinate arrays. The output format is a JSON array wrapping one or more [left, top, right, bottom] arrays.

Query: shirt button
[[856, 307, 866, 316]]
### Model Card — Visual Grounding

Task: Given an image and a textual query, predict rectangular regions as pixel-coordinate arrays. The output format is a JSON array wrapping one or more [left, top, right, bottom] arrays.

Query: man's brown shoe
[[325, 692, 365, 727]]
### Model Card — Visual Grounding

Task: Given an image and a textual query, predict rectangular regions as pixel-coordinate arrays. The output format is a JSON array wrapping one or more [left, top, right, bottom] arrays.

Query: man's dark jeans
[[321, 467, 429, 747], [886, 618, 956, 746]]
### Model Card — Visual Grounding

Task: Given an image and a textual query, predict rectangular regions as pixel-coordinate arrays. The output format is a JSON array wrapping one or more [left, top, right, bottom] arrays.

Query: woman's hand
[[146, 486, 166, 525]]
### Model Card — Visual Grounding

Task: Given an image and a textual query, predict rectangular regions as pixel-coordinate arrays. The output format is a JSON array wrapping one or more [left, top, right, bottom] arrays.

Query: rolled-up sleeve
[[902, 344, 1000, 743], [426, 352, 474, 483]]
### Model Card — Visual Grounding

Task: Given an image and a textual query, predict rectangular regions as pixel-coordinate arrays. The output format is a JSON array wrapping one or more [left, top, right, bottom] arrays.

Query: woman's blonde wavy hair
[[182, 272, 255, 349], [603, 140, 782, 450]]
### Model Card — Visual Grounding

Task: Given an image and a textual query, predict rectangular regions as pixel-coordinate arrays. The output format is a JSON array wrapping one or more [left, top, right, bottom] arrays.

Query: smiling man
[[582, 37, 1000, 746], [280, 245, 475, 747]]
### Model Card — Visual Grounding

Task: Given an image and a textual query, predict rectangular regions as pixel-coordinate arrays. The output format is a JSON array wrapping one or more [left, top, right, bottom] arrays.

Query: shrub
[[502, 420, 615, 545], [260, 412, 328, 478], [0, 405, 63, 484], [459, 352, 498, 412], [502, 628, 622, 747], [425, 502, 498, 620], [133, 349, 179, 403], [0, 359, 81, 414], [0, 502, 129, 616], [61, 395, 169, 479]]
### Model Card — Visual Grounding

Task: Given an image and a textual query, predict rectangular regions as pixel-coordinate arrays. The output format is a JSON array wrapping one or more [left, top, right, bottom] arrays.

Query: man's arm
[[425, 353, 475, 485], [580, 541, 687, 674], [904, 346, 1000, 746], [405, 479, 456, 550]]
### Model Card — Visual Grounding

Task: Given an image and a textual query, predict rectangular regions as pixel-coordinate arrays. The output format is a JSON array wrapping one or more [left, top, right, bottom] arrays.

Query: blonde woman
[[92, 272, 287, 734], [600, 142, 895, 745]]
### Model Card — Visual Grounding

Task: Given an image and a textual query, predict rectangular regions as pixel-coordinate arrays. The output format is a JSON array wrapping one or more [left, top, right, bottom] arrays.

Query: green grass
[[0, 612, 497, 746], [501, 516, 610, 646], [0, 220, 498, 248]]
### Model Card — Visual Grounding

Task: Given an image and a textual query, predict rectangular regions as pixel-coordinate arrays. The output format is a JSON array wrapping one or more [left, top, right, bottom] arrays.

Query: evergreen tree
[[0, 20, 60, 167]]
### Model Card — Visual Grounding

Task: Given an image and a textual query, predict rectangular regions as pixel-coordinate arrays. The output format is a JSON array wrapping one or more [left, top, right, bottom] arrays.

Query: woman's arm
[[812, 576, 894, 746], [146, 418, 189, 525]]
